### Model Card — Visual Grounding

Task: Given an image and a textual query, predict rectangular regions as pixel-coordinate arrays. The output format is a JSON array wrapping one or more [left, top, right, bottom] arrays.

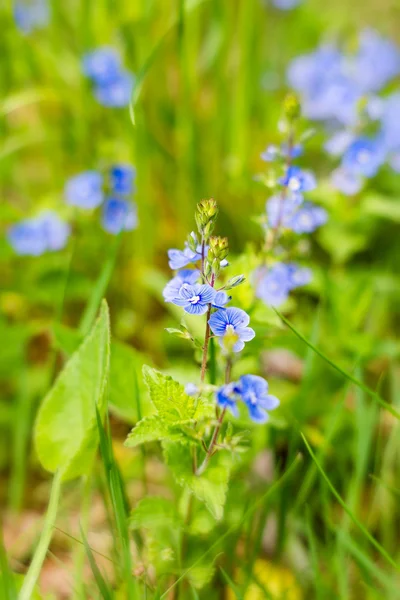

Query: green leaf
[[34, 301, 110, 480], [163, 442, 232, 520], [53, 323, 150, 423], [130, 497, 182, 530], [142, 366, 211, 422], [125, 416, 192, 447]]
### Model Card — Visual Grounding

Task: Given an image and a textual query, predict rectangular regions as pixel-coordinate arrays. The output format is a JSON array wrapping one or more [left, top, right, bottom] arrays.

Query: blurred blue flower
[[351, 29, 400, 94], [209, 307, 255, 353], [266, 193, 302, 229], [110, 165, 136, 195], [381, 93, 400, 152], [65, 171, 104, 209], [215, 383, 239, 416], [288, 203, 328, 234], [261, 145, 279, 162], [279, 166, 316, 194], [342, 137, 386, 177], [168, 244, 203, 270], [256, 263, 311, 307], [171, 283, 216, 315], [281, 142, 303, 159], [331, 167, 363, 196], [324, 131, 354, 156], [102, 198, 137, 234], [163, 269, 200, 302], [14, 0, 49, 34], [234, 375, 279, 423], [8, 211, 70, 256], [185, 383, 199, 396], [94, 72, 134, 108], [82, 47, 121, 85], [272, 0, 302, 9]]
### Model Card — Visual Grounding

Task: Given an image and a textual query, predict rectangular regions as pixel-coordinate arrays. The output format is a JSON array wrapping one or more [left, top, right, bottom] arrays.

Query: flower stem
[[196, 358, 232, 476], [200, 273, 215, 383], [19, 470, 62, 600]]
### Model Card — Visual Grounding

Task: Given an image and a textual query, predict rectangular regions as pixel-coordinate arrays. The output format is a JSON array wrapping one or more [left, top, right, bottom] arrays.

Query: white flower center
[[357, 149, 370, 164], [289, 177, 301, 191], [248, 391, 257, 405], [189, 295, 200, 304]]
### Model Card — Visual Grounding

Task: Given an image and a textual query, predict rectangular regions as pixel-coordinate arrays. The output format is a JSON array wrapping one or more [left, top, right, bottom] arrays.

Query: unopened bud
[[283, 93, 301, 122], [195, 199, 218, 237]]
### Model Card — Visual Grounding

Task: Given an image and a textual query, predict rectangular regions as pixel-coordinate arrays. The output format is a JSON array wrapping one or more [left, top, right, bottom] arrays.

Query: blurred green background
[[1, 0, 400, 598]]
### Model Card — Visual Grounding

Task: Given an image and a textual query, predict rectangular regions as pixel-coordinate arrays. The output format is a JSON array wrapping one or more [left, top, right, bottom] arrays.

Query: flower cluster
[[82, 47, 135, 108], [163, 200, 255, 353], [216, 375, 280, 423], [287, 29, 400, 194], [165, 200, 279, 432], [14, 0, 49, 34], [7, 211, 70, 256], [7, 165, 137, 256], [256, 262, 311, 307], [65, 165, 138, 235], [256, 96, 326, 307]]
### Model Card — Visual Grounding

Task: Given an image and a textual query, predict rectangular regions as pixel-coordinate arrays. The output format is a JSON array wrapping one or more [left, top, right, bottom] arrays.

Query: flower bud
[[195, 199, 218, 238], [283, 93, 301, 122]]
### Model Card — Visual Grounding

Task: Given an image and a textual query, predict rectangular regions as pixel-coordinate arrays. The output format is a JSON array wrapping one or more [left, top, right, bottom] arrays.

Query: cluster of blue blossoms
[[256, 132, 324, 307], [82, 47, 135, 108], [165, 200, 279, 424], [288, 29, 400, 195], [7, 165, 137, 256], [14, 0, 49, 34]]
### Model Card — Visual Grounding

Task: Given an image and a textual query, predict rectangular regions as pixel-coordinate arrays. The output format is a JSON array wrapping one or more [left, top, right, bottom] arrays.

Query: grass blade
[[274, 309, 399, 419], [301, 433, 400, 571], [79, 524, 113, 600]]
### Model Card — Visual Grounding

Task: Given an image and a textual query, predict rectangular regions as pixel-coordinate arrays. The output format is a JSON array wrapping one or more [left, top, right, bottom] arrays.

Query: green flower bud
[[283, 93, 301, 122], [195, 199, 219, 237]]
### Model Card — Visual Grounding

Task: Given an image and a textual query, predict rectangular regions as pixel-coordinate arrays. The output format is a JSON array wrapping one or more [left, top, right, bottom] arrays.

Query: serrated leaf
[[124, 416, 192, 447], [142, 366, 210, 422], [163, 442, 232, 520], [34, 301, 110, 480], [130, 497, 182, 530]]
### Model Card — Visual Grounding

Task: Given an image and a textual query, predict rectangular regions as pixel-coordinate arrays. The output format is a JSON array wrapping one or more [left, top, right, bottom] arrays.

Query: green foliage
[[34, 301, 110, 479], [130, 496, 182, 531], [53, 323, 150, 423], [125, 366, 213, 448], [163, 442, 232, 520]]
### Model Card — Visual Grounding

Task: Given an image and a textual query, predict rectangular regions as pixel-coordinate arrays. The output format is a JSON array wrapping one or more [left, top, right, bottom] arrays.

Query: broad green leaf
[[130, 497, 182, 530], [163, 442, 232, 520], [53, 323, 150, 423], [125, 416, 192, 447], [34, 301, 110, 480], [143, 366, 211, 422]]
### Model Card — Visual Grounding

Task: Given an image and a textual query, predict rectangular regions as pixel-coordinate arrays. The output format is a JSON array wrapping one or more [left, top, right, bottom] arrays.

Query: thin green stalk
[[19, 470, 62, 600]]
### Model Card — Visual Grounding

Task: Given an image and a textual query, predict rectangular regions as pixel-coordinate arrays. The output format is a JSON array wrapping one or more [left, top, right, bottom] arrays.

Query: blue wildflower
[[8, 212, 70, 256], [168, 244, 203, 270], [215, 383, 239, 416], [261, 145, 280, 162], [272, 0, 302, 9], [94, 72, 134, 108], [266, 193, 302, 229], [163, 269, 200, 302], [110, 165, 136, 195], [324, 131, 354, 157], [381, 93, 400, 152], [65, 171, 104, 209], [185, 383, 199, 397], [234, 375, 279, 423], [288, 203, 328, 234], [279, 166, 316, 194], [331, 167, 363, 196], [172, 283, 216, 315], [209, 307, 255, 353], [212, 291, 231, 309], [352, 29, 400, 94], [102, 198, 137, 234], [256, 263, 311, 307], [281, 143, 303, 159], [342, 137, 386, 178], [14, 0, 49, 34], [82, 47, 121, 85]]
